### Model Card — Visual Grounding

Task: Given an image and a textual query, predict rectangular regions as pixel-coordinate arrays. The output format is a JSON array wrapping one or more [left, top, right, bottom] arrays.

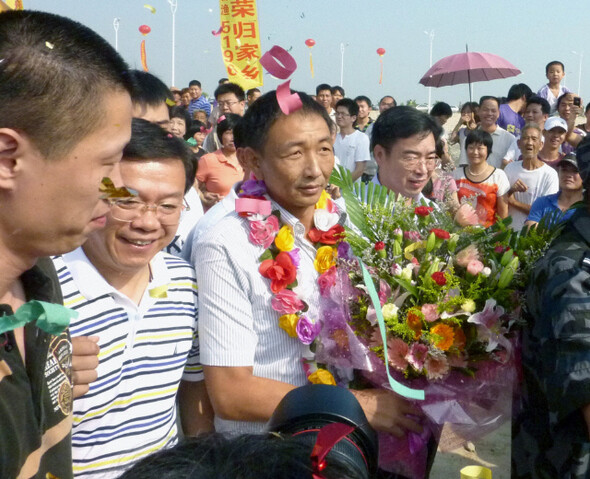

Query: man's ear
[[238, 146, 264, 180], [0, 129, 24, 190], [373, 144, 386, 166]]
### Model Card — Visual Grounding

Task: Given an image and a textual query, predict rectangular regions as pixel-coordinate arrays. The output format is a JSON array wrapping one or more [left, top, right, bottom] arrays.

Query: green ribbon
[[0, 300, 77, 336], [359, 260, 425, 401]]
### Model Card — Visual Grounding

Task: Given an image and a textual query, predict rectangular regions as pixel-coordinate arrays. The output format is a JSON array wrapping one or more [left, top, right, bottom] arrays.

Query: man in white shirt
[[193, 91, 422, 441], [504, 123, 559, 230], [57, 119, 212, 478], [334, 98, 370, 182], [372, 106, 442, 202], [459, 96, 518, 168]]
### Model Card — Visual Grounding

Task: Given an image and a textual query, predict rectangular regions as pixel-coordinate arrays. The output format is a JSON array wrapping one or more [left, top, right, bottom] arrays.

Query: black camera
[[266, 385, 379, 479]]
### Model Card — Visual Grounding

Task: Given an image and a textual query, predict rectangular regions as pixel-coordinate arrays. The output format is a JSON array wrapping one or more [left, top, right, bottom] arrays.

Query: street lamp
[[572, 50, 584, 97], [168, 0, 178, 86], [340, 43, 348, 88], [113, 18, 120, 52], [424, 30, 435, 112]]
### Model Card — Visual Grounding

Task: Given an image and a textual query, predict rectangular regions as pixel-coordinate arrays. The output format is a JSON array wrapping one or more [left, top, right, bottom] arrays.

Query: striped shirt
[[194, 203, 326, 434], [52, 249, 202, 479]]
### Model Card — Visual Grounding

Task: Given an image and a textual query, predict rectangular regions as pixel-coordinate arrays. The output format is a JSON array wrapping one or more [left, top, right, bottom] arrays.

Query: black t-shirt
[[0, 258, 73, 479]]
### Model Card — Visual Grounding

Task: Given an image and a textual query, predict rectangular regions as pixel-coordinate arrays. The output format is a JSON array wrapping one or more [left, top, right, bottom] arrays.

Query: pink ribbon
[[259, 45, 297, 80], [211, 26, 222, 36], [276, 80, 302, 115], [235, 197, 272, 217]]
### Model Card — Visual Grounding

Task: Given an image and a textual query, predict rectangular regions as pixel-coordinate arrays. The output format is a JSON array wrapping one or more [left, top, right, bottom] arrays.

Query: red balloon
[[305, 38, 316, 48], [376, 47, 386, 56], [139, 24, 151, 36]]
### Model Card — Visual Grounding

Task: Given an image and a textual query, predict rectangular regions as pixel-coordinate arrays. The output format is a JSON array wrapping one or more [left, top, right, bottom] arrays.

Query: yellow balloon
[[143, 4, 156, 14]]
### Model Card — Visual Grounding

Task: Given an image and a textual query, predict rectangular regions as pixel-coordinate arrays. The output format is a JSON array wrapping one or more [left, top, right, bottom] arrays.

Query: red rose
[[374, 241, 385, 251], [430, 228, 450, 239], [318, 266, 337, 297], [308, 224, 345, 245], [259, 251, 297, 293], [431, 271, 447, 286], [414, 206, 434, 217]]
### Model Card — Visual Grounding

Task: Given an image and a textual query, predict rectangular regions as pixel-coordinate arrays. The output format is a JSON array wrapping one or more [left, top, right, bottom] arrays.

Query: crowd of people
[[2, 9, 590, 479]]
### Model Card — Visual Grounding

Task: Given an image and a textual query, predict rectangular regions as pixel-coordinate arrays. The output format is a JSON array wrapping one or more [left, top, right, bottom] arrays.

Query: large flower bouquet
[[315, 167, 561, 478]]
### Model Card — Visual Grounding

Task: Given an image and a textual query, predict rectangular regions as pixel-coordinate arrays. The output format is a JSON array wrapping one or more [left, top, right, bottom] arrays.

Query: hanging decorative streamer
[[140, 39, 148, 71], [377, 47, 386, 85], [305, 38, 316, 78]]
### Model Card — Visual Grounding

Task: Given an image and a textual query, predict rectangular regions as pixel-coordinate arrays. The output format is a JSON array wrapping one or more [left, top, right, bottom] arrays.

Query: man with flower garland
[[511, 137, 590, 478], [193, 91, 423, 462]]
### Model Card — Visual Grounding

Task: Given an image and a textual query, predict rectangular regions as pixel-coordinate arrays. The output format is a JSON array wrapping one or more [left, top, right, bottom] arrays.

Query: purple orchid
[[337, 241, 353, 260], [296, 315, 321, 345], [467, 298, 512, 354], [241, 179, 267, 197]]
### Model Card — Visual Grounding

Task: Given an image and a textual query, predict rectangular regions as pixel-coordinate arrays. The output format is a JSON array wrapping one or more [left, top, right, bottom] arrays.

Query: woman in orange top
[[196, 113, 244, 209], [453, 130, 510, 227]]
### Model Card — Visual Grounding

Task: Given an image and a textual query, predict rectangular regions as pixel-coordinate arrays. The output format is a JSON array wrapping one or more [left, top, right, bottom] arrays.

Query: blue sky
[[28, 0, 590, 107]]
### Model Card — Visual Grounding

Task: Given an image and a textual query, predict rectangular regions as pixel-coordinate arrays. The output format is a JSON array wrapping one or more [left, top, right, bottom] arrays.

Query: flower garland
[[235, 179, 345, 385]]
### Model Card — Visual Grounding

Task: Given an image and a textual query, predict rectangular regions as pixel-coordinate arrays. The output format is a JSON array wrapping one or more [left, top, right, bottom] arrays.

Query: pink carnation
[[455, 244, 479, 268], [318, 266, 337, 297], [378, 280, 391, 306], [404, 230, 421, 242], [466, 260, 484, 275], [421, 304, 439, 322], [405, 342, 428, 371], [424, 351, 450, 380], [249, 215, 279, 249], [271, 289, 304, 314], [387, 337, 409, 371]]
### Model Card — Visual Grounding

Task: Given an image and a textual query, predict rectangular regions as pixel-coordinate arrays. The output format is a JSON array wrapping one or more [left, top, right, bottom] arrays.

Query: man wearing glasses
[[372, 106, 442, 203], [334, 98, 370, 182], [203, 82, 246, 153], [52, 119, 213, 479]]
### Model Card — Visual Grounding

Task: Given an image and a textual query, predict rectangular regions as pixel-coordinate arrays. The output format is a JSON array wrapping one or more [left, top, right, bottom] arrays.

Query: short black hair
[[336, 98, 359, 117], [331, 86, 345, 97], [526, 95, 551, 115], [216, 113, 241, 143], [556, 92, 574, 110], [479, 95, 499, 108], [465, 130, 493, 158], [316, 83, 332, 95], [218, 77, 229, 84], [247, 88, 261, 96], [371, 105, 442, 152], [129, 70, 173, 108], [186, 120, 206, 139], [546, 61, 565, 74], [234, 90, 331, 154], [123, 118, 195, 194], [169, 106, 192, 139], [0, 10, 133, 160], [214, 82, 245, 101], [354, 95, 372, 108], [507, 83, 533, 102], [188, 80, 201, 88], [429, 101, 452, 117], [379, 95, 396, 107]]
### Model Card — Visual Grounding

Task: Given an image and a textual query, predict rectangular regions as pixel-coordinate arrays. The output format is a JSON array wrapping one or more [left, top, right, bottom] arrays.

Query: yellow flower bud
[[275, 225, 295, 251], [308, 368, 337, 385], [461, 299, 476, 313], [278, 314, 299, 337], [381, 303, 399, 321]]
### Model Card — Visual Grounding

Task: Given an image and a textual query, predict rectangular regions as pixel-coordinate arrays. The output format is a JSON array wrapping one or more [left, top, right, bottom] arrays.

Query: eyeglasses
[[335, 112, 351, 117], [217, 100, 240, 108], [400, 157, 440, 171], [108, 198, 189, 225]]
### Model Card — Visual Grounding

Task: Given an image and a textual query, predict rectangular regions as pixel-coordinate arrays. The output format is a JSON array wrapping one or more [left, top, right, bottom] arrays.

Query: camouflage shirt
[[512, 207, 590, 478]]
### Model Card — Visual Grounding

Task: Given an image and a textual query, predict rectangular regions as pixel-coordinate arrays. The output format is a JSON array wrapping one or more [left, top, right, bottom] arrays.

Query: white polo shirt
[[334, 129, 370, 174], [53, 249, 202, 479]]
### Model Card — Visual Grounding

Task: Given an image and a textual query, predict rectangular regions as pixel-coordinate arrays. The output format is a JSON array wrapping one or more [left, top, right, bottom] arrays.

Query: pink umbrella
[[419, 48, 521, 102]]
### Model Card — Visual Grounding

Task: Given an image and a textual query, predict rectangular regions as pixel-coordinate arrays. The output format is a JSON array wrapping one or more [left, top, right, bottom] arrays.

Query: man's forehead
[[218, 92, 239, 101]]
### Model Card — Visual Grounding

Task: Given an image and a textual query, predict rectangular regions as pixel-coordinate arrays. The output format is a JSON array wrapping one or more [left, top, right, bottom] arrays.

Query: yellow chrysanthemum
[[278, 314, 298, 337], [308, 368, 336, 385], [430, 323, 455, 351], [314, 246, 337, 274], [315, 190, 331, 210], [275, 225, 295, 251]]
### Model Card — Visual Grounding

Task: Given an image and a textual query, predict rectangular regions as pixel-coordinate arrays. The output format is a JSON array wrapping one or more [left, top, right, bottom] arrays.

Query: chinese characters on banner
[[219, 0, 263, 90]]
